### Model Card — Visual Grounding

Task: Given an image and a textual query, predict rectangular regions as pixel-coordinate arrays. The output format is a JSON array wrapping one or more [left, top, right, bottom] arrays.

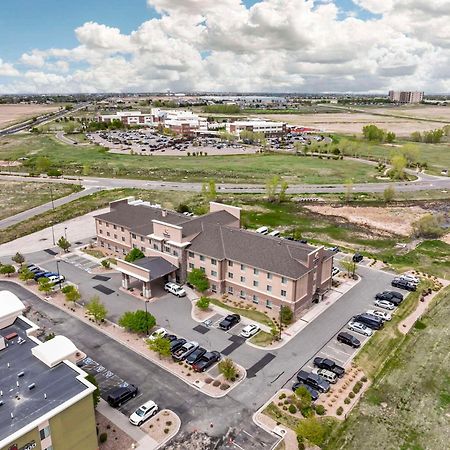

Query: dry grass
[[0, 104, 60, 129]]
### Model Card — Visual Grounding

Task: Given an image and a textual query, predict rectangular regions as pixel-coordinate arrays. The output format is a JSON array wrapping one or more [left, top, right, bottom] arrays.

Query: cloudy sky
[[0, 0, 449, 94]]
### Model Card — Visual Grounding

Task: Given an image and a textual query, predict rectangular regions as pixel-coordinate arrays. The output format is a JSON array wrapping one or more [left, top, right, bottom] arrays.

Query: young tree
[[279, 179, 289, 202], [390, 153, 407, 179], [86, 295, 107, 323], [85, 374, 101, 408], [196, 297, 211, 310], [63, 285, 81, 303], [265, 176, 279, 202], [410, 131, 422, 142], [38, 277, 53, 295], [385, 131, 396, 143], [19, 266, 35, 283], [147, 335, 172, 359], [344, 179, 353, 202], [296, 417, 327, 447], [383, 186, 395, 203], [187, 268, 209, 292], [295, 385, 312, 407], [412, 214, 445, 238], [400, 144, 420, 166], [35, 156, 52, 174], [218, 358, 238, 381], [125, 247, 145, 262], [57, 236, 71, 253], [280, 306, 294, 324], [0, 264, 16, 277], [362, 124, 385, 142], [11, 252, 25, 266], [208, 179, 217, 200], [340, 257, 357, 278], [119, 310, 156, 334]]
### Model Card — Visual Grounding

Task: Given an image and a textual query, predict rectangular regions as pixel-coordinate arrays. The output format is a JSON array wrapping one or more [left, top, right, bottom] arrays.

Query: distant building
[[0, 291, 98, 450], [388, 91, 424, 104], [226, 119, 287, 136]]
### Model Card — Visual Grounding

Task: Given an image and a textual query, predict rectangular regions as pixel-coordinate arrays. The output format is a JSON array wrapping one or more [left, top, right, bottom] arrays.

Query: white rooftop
[[0, 290, 25, 328], [31, 335, 78, 368]]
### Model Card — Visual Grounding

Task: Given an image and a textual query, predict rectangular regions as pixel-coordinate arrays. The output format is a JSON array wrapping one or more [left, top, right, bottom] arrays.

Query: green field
[[0, 134, 385, 184], [325, 287, 450, 450]]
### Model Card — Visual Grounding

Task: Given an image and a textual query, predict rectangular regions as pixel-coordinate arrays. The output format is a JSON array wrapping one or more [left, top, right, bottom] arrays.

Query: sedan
[[239, 324, 260, 338], [374, 299, 396, 310], [129, 400, 158, 426], [192, 351, 221, 372], [148, 327, 167, 341], [366, 309, 392, 321], [347, 321, 373, 336], [375, 292, 395, 301], [185, 347, 207, 365]]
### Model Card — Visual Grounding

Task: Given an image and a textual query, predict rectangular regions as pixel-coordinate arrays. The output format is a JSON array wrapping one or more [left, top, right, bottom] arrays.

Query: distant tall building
[[388, 91, 424, 104]]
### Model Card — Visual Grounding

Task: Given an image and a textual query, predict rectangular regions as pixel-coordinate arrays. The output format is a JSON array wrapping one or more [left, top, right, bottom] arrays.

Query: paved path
[[0, 186, 102, 230]]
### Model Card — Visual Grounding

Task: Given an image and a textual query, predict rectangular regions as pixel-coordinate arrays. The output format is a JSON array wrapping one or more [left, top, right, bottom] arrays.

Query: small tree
[[63, 285, 81, 303], [279, 179, 289, 202], [385, 131, 396, 143], [147, 335, 172, 359], [344, 179, 353, 202], [125, 248, 145, 262], [383, 186, 395, 203], [187, 268, 209, 292], [265, 176, 279, 202], [119, 310, 156, 334], [340, 257, 357, 278], [86, 295, 107, 323], [57, 236, 71, 253], [18, 266, 35, 283], [38, 277, 53, 295], [390, 153, 407, 179], [218, 358, 238, 381], [195, 297, 210, 311], [280, 306, 293, 324], [85, 374, 101, 408], [12, 252, 25, 266], [412, 214, 445, 238], [296, 417, 327, 447], [101, 259, 110, 269], [0, 264, 16, 277], [295, 385, 312, 407]]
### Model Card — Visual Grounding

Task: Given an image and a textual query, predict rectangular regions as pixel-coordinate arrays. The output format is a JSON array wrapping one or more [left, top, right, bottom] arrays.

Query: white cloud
[[0, 59, 19, 77], [1, 0, 449, 93]]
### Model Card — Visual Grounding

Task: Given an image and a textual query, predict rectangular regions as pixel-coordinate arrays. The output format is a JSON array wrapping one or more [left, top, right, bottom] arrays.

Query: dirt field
[[305, 204, 427, 236], [0, 104, 60, 129], [262, 107, 450, 136]]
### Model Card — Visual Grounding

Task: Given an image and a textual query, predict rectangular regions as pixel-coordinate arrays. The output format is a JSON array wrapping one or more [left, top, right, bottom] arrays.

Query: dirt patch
[[96, 411, 136, 450], [0, 104, 60, 129], [0, 160, 21, 166], [141, 409, 180, 445], [305, 204, 428, 236]]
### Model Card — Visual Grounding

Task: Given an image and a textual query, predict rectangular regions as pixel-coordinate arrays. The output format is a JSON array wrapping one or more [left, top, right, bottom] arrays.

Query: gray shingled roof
[[133, 257, 177, 280], [189, 224, 318, 279]]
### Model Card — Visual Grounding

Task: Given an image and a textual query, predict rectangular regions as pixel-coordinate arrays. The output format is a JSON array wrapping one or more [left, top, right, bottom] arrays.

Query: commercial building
[[95, 198, 333, 317], [98, 110, 154, 126], [226, 119, 287, 136], [0, 291, 98, 450], [388, 91, 424, 104]]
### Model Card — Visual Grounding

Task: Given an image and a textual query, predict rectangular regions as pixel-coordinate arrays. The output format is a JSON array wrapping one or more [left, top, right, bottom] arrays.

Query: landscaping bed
[[141, 409, 180, 446], [96, 411, 135, 450]]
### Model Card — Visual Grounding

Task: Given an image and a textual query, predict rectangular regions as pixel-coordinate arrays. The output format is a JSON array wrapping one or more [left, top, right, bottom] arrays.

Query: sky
[[0, 0, 449, 94]]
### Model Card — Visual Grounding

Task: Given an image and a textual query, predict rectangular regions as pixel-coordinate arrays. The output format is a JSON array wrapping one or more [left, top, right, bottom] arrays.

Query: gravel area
[[96, 411, 136, 450]]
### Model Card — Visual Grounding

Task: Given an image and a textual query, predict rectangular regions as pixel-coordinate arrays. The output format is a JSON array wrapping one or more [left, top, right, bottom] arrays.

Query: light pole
[[64, 227, 68, 240], [145, 300, 150, 336], [55, 259, 62, 290], [50, 221, 56, 246]]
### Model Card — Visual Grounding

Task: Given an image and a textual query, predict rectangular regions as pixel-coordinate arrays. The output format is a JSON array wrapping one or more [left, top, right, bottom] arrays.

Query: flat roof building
[[388, 91, 424, 104], [0, 291, 98, 450], [226, 119, 287, 136]]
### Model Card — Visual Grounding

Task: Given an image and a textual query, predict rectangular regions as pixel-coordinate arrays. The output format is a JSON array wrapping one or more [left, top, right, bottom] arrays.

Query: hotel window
[[240, 276, 246, 283], [121, 227, 124, 232], [153, 244, 158, 250], [106, 232, 110, 237], [200, 267, 205, 273], [140, 236, 144, 242], [173, 250, 179, 256], [141, 247, 145, 252], [254, 268, 259, 275], [281, 290, 287, 297], [228, 286, 234, 294], [240, 290, 246, 299], [211, 258, 217, 266], [267, 285, 272, 292], [252, 295, 259, 304], [266, 300, 273, 309], [98, 220, 102, 225], [164, 245, 170, 252], [132, 233, 136, 239], [253, 280, 259, 287], [189, 251, 194, 258], [211, 270, 217, 277], [189, 263, 194, 269], [113, 225, 117, 230], [211, 284, 217, 293], [122, 237, 125, 242], [240, 264, 245, 271], [200, 255, 205, 262], [105, 223, 109, 228], [228, 261, 234, 267], [40, 426, 51, 440], [228, 272, 234, 279], [281, 277, 287, 284], [99, 229, 103, 234], [267, 272, 273, 280], [107, 243, 111, 249], [44, 446, 53, 450], [313, 271, 317, 281], [114, 234, 117, 239], [100, 241, 104, 247]]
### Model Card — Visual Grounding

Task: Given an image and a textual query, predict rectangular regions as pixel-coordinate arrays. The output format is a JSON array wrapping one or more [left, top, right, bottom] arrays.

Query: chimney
[[162, 210, 167, 217]]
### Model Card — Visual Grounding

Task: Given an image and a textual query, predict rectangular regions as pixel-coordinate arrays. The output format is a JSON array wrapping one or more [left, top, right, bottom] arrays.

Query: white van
[[255, 226, 269, 235], [268, 230, 280, 237]]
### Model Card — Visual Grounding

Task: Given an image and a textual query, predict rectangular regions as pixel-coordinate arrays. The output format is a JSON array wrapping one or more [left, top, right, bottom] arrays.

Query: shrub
[[353, 381, 363, 394], [349, 391, 355, 399], [336, 406, 343, 416], [414, 320, 427, 330], [187, 268, 209, 292], [101, 259, 110, 269], [315, 404, 326, 416], [280, 306, 294, 324], [166, 421, 172, 426], [99, 432, 108, 443], [204, 377, 213, 384], [279, 393, 286, 400], [119, 310, 156, 334], [212, 380, 221, 387], [288, 404, 297, 414], [220, 383, 230, 390], [218, 358, 238, 381], [164, 428, 169, 434], [196, 297, 210, 310], [361, 376, 368, 383], [344, 398, 351, 404]]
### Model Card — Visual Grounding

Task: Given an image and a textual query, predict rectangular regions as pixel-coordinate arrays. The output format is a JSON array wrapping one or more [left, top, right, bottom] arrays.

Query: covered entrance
[[116, 256, 178, 299]]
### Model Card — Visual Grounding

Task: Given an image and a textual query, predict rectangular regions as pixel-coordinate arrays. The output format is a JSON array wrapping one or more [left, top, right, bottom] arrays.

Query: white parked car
[[374, 299, 396, 310], [47, 274, 65, 285], [366, 309, 392, 321], [400, 274, 420, 285], [239, 324, 260, 338], [164, 282, 186, 297], [347, 321, 373, 337], [148, 327, 167, 341], [129, 400, 158, 426], [332, 267, 340, 276]]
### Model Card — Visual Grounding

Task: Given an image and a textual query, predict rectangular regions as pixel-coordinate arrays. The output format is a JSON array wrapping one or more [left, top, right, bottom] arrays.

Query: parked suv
[[337, 331, 361, 348], [313, 368, 337, 384], [353, 313, 384, 330], [218, 314, 240, 330], [164, 282, 186, 297], [107, 384, 138, 407], [296, 370, 330, 393], [129, 400, 158, 426], [392, 278, 416, 291], [313, 357, 345, 378], [292, 382, 319, 401], [352, 253, 363, 263]]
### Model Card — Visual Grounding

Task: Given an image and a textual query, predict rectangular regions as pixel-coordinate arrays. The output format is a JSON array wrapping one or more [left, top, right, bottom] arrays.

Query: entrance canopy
[[116, 256, 177, 283]]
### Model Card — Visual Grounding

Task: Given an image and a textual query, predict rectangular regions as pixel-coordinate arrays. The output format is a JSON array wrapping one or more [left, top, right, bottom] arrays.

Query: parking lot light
[[145, 300, 150, 335]]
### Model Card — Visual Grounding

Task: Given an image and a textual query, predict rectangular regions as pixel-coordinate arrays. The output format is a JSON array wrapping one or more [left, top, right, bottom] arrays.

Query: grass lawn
[[325, 287, 450, 450], [249, 330, 274, 347], [0, 134, 384, 184], [0, 181, 81, 221], [82, 248, 106, 259]]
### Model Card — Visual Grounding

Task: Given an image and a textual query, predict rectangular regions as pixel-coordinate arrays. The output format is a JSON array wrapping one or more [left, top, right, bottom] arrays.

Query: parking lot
[[62, 253, 101, 273]]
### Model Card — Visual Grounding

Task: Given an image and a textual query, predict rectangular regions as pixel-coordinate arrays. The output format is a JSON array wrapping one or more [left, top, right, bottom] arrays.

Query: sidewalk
[[97, 399, 158, 449]]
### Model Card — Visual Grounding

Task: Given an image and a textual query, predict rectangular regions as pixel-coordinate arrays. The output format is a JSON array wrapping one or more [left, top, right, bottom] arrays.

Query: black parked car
[[392, 278, 416, 291], [169, 338, 186, 353], [296, 370, 330, 393], [386, 291, 404, 300], [185, 347, 207, 365], [376, 291, 404, 306], [352, 253, 363, 263], [375, 291, 395, 301], [337, 331, 361, 348], [291, 382, 319, 401], [313, 357, 345, 378], [107, 384, 138, 407], [192, 351, 221, 372], [219, 314, 241, 331]]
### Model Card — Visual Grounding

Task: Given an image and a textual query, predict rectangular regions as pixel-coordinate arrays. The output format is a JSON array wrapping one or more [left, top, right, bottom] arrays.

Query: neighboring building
[[226, 119, 287, 136], [98, 110, 154, 126], [0, 290, 98, 450], [388, 91, 424, 104], [95, 198, 333, 317]]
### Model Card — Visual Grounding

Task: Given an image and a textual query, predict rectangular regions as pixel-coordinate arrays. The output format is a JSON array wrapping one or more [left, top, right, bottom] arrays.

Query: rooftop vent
[[28, 383, 36, 390], [17, 371, 25, 378]]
